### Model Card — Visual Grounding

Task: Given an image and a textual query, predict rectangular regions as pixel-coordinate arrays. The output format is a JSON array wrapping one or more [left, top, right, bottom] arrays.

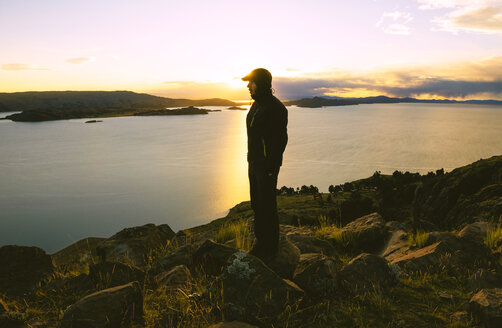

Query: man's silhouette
[[242, 68, 288, 261]]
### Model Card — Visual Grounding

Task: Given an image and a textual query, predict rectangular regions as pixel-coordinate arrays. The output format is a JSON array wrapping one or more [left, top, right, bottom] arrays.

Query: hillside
[[0, 156, 501, 327], [0, 91, 236, 122]]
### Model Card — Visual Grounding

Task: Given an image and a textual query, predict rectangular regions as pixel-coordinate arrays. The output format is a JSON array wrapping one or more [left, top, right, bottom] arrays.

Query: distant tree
[[436, 168, 445, 176], [328, 185, 335, 194], [343, 182, 353, 192], [334, 185, 343, 193], [300, 185, 310, 195]]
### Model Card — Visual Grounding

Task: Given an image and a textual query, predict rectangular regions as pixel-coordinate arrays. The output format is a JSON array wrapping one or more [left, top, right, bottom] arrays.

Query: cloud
[[376, 11, 414, 35], [272, 57, 502, 100], [66, 57, 94, 64], [1, 63, 47, 71], [417, 0, 502, 33]]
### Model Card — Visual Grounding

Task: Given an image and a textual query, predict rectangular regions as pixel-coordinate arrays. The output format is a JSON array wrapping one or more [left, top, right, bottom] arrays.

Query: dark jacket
[[246, 93, 288, 172]]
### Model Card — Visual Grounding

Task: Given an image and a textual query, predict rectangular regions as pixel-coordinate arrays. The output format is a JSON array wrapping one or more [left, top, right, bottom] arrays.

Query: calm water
[[1, 103, 501, 253]]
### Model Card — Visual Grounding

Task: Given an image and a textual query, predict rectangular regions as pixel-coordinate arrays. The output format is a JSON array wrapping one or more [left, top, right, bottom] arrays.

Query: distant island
[[227, 106, 247, 110], [0, 91, 236, 122], [133, 106, 213, 116], [284, 95, 502, 108]]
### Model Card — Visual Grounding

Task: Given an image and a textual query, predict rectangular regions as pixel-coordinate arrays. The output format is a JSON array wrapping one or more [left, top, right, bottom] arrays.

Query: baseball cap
[[241, 68, 272, 87]]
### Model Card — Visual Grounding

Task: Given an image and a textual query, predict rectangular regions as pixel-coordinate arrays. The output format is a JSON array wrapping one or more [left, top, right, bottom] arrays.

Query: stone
[[469, 288, 502, 328], [381, 230, 409, 262], [221, 251, 304, 325], [51, 237, 105, 270], [60, 281, 143, 328], [148, 244, 195, 277], [154, 265, 191, 291], [340, 253, 397, 292], [192, 240, 240, 276], [89, 261, 145, 288], [208, 322, 259, 328], [96, 223, 175, 266], [286, 231, 336, 256], [266, 237, 300, 280], [458, 221, 489, 245], [0, 245, 56, 297], [338, 213, 387, 253], [391, 241, 452, 272], [467, 269, 502, 292], [293, 253, 339, 297]]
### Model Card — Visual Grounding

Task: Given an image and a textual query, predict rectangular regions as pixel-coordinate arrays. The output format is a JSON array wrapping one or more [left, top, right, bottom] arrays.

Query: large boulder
[[96, 223, 175, 266], [293, 253, 339, 297], [192, 240, 239, 276], [220, 251, 304, 325], [60, 281, 143, 328], [0, 245, 55, 297], [89, 261, 145, 288], [148, 244, 195, 277], [339, 253, 397, 292], [458, 221, 490, 246], [154, 265, 191, 291], [380, 230, 409, 262], [266, 237, 300, 280], [469, 288, 502, 328], [51, 237, 105, 271], [336, 213, 387, 253], [285, 230, 336, 256]]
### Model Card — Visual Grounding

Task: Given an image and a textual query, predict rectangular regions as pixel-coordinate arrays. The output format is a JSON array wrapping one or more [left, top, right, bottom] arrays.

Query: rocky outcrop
[[339, 253, 397, 292], [220, 251, 304, 325], [337, 213, 387, 253], [154, 265, 191, 291], [293, 253, 339, 297], [0, 245, 55, 297], [51, 237, 105, 270], [458, 221, 490, 245], [148, 244, 195, 277], [96, 223, 175, 266], [60, 281, 143, 328], [284, 226, 336, 256], [192, 240, 240, 276], [380, 230, 409, 262], [469, 288, 502, 328], [89, 261, 145, 288], [265, 237, 300, 280]]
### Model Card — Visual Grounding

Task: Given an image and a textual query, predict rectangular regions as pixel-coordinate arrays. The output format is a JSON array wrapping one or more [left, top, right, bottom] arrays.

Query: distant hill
[[0, 91, 237, 122], [284, 95, 502, 108]]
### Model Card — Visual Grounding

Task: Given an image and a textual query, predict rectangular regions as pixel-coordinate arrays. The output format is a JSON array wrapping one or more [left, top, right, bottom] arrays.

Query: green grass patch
[[214, 220, 252, 252], [408, 230, 431, 248], [485, 223, 502, 250]]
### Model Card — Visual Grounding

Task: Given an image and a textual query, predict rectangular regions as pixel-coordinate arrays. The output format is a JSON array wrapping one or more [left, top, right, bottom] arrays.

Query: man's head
[[242, 68, 272, 96]]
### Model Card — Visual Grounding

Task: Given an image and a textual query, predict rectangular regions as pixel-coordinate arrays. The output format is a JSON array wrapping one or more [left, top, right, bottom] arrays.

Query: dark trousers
[[248, 161, 280, 254]]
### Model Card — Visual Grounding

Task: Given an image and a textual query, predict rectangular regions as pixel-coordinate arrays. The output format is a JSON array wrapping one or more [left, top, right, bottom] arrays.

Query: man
[[242, 68, 288, 261]]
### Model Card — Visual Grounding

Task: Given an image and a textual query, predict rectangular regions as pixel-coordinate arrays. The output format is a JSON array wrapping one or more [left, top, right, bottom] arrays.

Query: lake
[[1, 103, 501, 253]]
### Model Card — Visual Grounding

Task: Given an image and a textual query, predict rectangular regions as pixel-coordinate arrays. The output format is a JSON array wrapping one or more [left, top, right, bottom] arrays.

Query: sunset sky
[[1, 0, 501, 100]]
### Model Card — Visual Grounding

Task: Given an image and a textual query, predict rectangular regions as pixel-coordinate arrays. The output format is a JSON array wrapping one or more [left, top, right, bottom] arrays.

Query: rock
[[154, 265, 191, 291], [337, 213, 387, 253], [469, 288, 502, 327], [392, 231, 490, 272], [42, 273, 95, 295], [266, 237, 300, 280], [51, 237, 105, 270], [60, 281, 143, 328], [381, 230, 409, 262], [89, 261, 145, 288], [385, 221, 409, 232], [458, 221, 489, 245], [208, 322, 259, 328], [96, 223, 175, 266], [221, 251, 304, 324], [451, 311, 469, 322], [148, 244, 195, 277], [467, 269, 502, 291], [192, 240, 240, 276], [339, 253, 397, 292], [285, 231, 336, 256], [293, 253, 339, 297], [0, 245, 56, 297]]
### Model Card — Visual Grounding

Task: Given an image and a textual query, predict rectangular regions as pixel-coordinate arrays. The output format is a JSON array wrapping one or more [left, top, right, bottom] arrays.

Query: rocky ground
[[0, 156, 501, 328]]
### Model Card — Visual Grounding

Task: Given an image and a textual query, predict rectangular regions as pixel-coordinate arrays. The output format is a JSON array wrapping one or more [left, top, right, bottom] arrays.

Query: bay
[[1, 103, 501, 253]]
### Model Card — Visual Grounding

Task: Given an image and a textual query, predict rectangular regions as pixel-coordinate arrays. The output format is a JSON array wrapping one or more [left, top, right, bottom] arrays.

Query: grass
[[214, 219, 252, 252], [485, 222, 502, 250], [314, 215, 360, 252], [408, 230, 431, 248]]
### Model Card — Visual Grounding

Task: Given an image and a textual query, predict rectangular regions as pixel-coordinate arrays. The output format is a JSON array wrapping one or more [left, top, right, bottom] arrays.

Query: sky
[[1, 0, 501, 100]]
